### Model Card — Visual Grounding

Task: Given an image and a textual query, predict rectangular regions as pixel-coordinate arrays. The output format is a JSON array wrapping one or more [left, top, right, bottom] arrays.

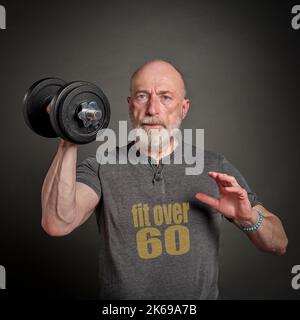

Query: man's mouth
[[142, 124, 163, 129]]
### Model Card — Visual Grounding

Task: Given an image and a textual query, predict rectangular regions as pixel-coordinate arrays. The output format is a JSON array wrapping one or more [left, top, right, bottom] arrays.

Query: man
[[41, 60, 288, 299]]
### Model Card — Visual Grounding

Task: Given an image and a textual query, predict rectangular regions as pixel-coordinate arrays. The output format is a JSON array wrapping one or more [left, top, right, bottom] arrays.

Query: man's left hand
[[195, 172, 257, 227]]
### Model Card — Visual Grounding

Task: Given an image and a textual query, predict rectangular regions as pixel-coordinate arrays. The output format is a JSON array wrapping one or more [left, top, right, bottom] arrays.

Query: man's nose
[[146, 94, 160, 116]]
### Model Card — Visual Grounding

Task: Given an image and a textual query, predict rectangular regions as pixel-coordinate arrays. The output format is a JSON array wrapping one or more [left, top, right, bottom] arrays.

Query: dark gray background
[[0, 0, 299, 299]]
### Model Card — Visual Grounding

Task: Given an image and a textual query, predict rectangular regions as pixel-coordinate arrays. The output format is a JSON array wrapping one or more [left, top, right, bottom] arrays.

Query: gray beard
[[129, 113, 182, 154]]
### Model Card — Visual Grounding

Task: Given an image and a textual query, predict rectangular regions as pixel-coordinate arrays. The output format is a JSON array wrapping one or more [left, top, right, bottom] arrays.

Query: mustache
[[141, 117, 165, 126]]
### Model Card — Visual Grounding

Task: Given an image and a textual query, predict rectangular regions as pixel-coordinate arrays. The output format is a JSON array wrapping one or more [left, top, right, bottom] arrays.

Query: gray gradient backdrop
[[0, 0, 299, 299]]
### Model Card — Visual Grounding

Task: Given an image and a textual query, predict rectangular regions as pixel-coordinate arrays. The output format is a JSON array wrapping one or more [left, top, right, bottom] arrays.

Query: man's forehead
[[130, 60, 186, 97], [132, 74, 181, 92], [134, 80, 176, 90]]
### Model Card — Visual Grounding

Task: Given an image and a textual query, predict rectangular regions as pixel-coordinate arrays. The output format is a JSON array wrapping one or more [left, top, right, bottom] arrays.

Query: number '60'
[[136, 225, 190, 259]]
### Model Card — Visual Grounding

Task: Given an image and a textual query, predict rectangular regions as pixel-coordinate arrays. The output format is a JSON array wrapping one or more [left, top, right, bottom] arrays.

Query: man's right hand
[[46, 103, 51, 114]]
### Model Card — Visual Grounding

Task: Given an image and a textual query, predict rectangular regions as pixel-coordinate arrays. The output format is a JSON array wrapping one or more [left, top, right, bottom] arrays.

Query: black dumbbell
[[23, 78, 110, 144]]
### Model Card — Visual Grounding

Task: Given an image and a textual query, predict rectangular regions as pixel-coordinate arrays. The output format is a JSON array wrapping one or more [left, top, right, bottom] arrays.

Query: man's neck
[[137, 138, 178, 163]]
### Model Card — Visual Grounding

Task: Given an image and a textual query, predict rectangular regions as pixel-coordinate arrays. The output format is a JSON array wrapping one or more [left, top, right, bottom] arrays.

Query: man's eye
[[161, 95, 172, 101], [136, 94, 147, 100]]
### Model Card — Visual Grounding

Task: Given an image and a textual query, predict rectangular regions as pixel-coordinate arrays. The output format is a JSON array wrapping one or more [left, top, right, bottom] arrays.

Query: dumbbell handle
[[78, 101, 102, 121], [46, 101, 101, 123]]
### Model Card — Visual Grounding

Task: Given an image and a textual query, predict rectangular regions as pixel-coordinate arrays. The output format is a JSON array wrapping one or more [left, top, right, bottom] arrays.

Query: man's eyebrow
[[134, 90, 150, 94], [157, 90, 173, 95], [135, 90, 173, 94], [133, 89, 174, 95]]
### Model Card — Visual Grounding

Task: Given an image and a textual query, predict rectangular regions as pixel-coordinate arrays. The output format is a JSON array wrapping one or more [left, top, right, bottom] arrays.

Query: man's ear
[[181, 99, 190, 119], [127, 96, 131, 104]]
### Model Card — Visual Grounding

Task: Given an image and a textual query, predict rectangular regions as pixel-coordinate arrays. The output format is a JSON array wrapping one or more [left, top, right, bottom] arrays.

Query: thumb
[[195, 192, 219, 210]]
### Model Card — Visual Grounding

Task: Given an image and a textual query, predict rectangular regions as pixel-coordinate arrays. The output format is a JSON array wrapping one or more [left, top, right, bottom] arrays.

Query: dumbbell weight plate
[[49, 81, 88, 142], [23, 78, 67, 138], [50, 81, 110, 144]]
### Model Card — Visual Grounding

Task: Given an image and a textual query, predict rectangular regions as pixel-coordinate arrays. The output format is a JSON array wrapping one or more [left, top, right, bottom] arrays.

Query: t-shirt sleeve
[[76, 156, 102, 199], [219, 154, 263, 208]]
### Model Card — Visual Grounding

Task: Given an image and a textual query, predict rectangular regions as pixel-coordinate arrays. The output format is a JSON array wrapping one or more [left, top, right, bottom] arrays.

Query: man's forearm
[[41, 139, 78, 233], [233, 206, 288, 256]]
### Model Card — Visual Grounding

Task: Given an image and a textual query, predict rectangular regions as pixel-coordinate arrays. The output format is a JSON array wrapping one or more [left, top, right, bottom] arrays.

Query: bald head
[[130, 60, 187, 99]]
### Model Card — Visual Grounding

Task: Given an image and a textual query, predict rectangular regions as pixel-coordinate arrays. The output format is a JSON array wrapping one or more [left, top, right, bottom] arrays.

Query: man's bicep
[[74, 155, 102, 228], [76, 156, 102, 199], [74, 182, 100, 227]]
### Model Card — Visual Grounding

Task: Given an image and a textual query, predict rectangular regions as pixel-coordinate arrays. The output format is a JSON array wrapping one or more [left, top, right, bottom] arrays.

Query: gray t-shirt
[[76, 142, 262, 300]]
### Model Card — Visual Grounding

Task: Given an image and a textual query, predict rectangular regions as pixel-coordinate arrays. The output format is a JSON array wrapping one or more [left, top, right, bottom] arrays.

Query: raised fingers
[[208, 172, 240, 187]]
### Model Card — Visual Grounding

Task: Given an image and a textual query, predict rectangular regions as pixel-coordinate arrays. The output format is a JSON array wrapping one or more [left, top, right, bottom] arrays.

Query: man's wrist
[[234, 208, 258, 228], [59, 139, 77, 150]]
